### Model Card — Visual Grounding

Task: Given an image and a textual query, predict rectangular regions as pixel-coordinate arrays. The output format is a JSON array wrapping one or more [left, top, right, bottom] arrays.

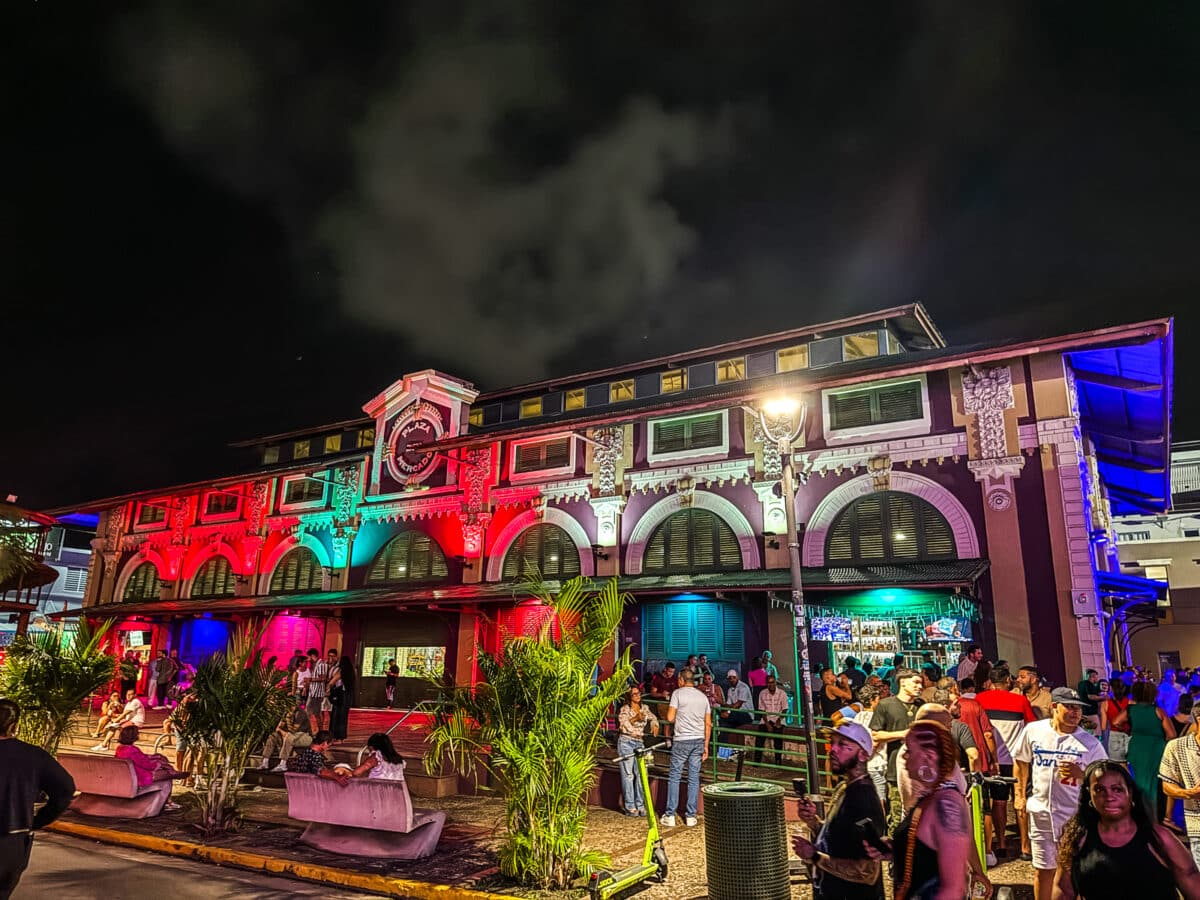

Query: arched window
[[643, 508, 742, 574], [502, 524, 581, 580], [123, 563, 161, 601], [366, 532, 449, 585], [825, 491, 957, 564], [270, 547, 324, 594], [192, 557, 237, 599]]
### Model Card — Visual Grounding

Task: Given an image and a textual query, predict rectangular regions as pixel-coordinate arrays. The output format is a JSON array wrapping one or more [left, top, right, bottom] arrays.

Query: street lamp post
[[754, 398, 821, 794]]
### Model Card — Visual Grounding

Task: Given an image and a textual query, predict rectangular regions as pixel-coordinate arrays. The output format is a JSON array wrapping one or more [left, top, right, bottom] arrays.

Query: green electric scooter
[[586, 744, 669, 899]]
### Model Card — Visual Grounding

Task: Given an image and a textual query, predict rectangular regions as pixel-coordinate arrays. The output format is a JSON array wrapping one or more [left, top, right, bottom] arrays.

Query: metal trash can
[[702, 781, 789, 900]]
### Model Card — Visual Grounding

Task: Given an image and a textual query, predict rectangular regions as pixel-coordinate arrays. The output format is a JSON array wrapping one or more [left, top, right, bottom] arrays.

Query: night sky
[[5, 3, 1198, 510]]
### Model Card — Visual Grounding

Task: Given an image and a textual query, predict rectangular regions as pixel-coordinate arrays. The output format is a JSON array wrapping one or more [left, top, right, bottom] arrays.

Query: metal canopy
[[1069, 328, 1173, 516], [1096, 569, 1169, 604]]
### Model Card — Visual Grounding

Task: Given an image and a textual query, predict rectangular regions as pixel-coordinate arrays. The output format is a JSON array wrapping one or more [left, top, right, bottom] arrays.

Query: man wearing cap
[[719, 669, 754, 733], [1013, 686, 1107, 900], [1159, 706, 1200, 869], [792, 721, 885, 900]]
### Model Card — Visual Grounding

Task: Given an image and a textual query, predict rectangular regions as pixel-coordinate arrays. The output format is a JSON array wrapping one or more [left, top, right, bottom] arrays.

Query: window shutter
[[643, 605, 666, 657], [830, 393, 873, 430], [516, 444, 543, 473], [688, 414, 723, 450], [920, 505, 956, 558], [886, 495, 919, 560], [667, 605, 691, 658], [502, 524, 580, 579], [854, 494, 886, 560], [654, 421, 687, 454], [876, 383, 922, 423], [544, 438, 571, 469], [65, 567, 88, 593], [693, 603, 721, 655], [644, 508, 743, 574], [721, 605, 745, 660], [826, 514, 854, 562]]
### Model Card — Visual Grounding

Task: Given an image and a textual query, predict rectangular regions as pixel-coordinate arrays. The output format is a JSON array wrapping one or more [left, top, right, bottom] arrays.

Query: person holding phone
[[792, 721, 886, 900]]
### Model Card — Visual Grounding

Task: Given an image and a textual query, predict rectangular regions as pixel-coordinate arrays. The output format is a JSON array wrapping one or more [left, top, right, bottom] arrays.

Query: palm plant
[[176, 619, 295, 836], [0, 618, 116, 753], [426, 575, 634, 890]]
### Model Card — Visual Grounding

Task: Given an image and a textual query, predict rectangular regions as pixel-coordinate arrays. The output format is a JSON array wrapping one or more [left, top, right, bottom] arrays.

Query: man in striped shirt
[[976, 665, 1036, 860]]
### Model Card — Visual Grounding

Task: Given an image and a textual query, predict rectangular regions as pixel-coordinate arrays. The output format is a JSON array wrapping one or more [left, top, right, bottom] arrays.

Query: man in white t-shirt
[[1014, 687, 1107, 900], [92, 690, 146, 750], [661, 670, 711, 828]]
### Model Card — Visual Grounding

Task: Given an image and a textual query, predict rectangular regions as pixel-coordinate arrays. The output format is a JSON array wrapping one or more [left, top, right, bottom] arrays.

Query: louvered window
[[64, 567, 88, 594], [651, 413, 724, 455], [513, 438, 572, 474], [366, 531, 449, 585], [192, 557, 237, 599], [502, 524, 581, 579], [270, 547, 324, 594], [205, 492, 239, 517], [643, 508, 743, 574], [828, 380, 923, 431], [642, 602, 745, 659], [123, 563, 161, 601], [284, 478, 325, 505], [825, 491, 957, 564], [137, 504, 166, 526]]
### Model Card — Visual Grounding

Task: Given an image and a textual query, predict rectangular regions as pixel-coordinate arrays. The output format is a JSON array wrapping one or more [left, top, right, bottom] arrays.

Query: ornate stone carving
[[459, 511, 492, 558], [588, 495, 626, 548], [105, 505, 125, 551], [751, 416, 786, 481], [245, 482, 269, 535], [967, 456, 1025, 513], [530, 496, 548, 521], [962, 366, 1015, 459], [752, 481, 788, 537], [676, 474, 696, 508], [462, 446, 492, 515], [591, 425, 625, 495], [626, 459, 752, 495], [867, 455, 892, 491]]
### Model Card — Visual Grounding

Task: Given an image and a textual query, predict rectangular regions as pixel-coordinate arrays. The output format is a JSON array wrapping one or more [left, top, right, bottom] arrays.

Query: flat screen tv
[[923, 616, 972, 642], [811, 615, 853, 642]]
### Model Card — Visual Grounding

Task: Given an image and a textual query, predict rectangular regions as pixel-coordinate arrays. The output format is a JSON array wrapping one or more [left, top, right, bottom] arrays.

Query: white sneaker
[[660, 814, 676, 827], [985, 852, 997, 868], [684, 816, 698, 827], [271, 763, 287, 773], [90, 743, 106, 752]]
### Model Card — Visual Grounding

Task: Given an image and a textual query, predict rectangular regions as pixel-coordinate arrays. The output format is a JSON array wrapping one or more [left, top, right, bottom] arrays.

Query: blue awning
[[1068, 325, 1173, 515], [1096, 570, 1169, 604]]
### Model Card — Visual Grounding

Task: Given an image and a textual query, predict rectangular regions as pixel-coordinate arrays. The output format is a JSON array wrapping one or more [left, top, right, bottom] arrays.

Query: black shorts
[[987, 764, 1014, 801]]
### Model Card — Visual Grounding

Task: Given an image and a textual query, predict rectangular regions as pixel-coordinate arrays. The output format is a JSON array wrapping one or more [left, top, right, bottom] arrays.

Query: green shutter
[[693, 603, 721, 655], [721, 605, 745, 660], [667, 605, 691, 658], [654, 421, 687, 453], [643, 605, 666, 656], [644, 508, 743, 574], [687, 414, 724, 450], [823, 490, 959, 564], [502, 524, 580, 579], [877, 383, 922, 423], [830, 393, 873, 429]]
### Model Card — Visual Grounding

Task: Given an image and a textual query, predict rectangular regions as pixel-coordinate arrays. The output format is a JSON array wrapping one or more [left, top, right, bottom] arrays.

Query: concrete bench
[[284, 772, 446, 859], [58, 752, 173, 819]]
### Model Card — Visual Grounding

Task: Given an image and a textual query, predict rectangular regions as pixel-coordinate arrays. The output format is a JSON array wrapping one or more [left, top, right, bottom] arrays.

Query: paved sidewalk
[[50, 783, 1036, 898]]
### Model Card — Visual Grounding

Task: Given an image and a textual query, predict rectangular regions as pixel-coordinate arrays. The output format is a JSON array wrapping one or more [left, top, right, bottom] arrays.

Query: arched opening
[[123, 562, 161, 601], [825, 490, 957, 564], [501, 523, 582, 580], [270, 546, 324, 594], [366, 531, 450, 585], [643, 507, 743, 574], [192, 556, 237, 599]]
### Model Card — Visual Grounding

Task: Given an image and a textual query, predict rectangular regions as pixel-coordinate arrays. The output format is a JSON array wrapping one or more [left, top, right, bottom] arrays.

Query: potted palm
[[0, 618, 117, 753], [176, 620, 294, 835], [426, 575, 634, 889]]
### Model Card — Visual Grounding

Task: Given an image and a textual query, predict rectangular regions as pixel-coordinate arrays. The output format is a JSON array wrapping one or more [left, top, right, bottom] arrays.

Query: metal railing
[[355, 699, 441, 765]]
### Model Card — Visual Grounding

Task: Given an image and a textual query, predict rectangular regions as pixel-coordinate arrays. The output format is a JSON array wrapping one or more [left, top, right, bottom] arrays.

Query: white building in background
[[1113, 442, 1200, 671]]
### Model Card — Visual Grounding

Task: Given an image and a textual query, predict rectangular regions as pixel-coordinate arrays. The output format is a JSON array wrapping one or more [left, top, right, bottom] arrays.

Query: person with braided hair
[[1053, 760, 1200, 900], [863, 720, 976, 900]]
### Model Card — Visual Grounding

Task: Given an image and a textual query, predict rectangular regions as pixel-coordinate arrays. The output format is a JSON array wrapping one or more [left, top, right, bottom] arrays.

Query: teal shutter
[[721, 605, 746, 660], [643, 605, 666, 657], [693, 603, 721, 656], [667, 605, 691, 658]]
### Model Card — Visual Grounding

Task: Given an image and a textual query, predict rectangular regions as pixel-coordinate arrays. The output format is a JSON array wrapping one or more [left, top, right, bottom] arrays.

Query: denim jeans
[[618, 737, 645, 812], [665, 738, 704, 818]]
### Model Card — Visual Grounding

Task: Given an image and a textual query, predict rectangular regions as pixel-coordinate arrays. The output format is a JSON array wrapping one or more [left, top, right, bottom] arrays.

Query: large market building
[[53, 304, 1173, 700]]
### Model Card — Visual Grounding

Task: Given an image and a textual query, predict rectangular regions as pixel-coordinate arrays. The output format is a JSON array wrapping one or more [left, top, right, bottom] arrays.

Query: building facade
[[59, 305, 1173, 700], [1112, 442, 1200, 671]]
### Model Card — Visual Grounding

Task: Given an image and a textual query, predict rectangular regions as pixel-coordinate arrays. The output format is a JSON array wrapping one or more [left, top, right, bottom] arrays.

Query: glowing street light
[[748, 397, 820, 794]]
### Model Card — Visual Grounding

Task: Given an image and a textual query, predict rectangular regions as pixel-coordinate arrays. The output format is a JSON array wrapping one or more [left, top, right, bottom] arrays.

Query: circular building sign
[[385, 401, 445, 485]]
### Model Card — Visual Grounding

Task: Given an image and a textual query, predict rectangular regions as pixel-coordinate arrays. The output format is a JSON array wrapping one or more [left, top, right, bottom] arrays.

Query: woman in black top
[[1055, 760, 1200, 900], [817, 666, 854, 721], [328, 655, 355, 741], [864, 720, 974, 900]]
